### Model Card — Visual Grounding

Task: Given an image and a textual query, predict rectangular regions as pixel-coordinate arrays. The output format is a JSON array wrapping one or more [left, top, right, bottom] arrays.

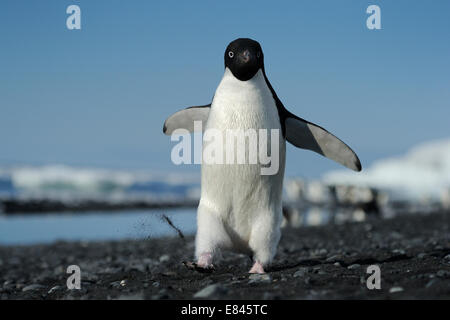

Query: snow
[[323, 138, 450, 200], [0, 165, 200, 199]]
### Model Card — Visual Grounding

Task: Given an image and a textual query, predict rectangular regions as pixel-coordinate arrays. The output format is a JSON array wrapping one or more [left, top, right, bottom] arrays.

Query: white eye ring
[[228, 51, 234, 58]]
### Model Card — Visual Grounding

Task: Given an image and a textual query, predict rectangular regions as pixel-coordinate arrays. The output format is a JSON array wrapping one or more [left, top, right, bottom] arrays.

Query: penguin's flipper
[[163, 104, 211, 135], [285, 116, 362, 172]]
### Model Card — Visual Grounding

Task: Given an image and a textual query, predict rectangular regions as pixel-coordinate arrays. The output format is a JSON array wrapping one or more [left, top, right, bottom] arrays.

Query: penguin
[[163, 38, 361, 274]]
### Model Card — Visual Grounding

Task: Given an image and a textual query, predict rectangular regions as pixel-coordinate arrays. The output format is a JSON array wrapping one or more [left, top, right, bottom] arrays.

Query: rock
[[99, 266, 122, 275], [312, 267, 321, 273], [0, 208, 448, 300], [142, 258, 155, 266], [194, 284, 226, 298], [426, 279, 439, 288], [83, 272, 99, 282], [53, 266, 65, 274], [293, 268, 309, 278], [389, 287, 404, 293], [3, 280, 13, 287], [159, 254, 170, 263], [347, 264, 361, 270], [248, 274, 272, 283], [22, 284, 45, 292], [417, 253, 427, 259], [326, 255, 342, 263], [15, 283, 25, 290], [117, 292, 144, 300], [126, 263, 146, 273], [152, 289, 170, 300], [262, 292, 274, 299], [110, 281, 122, 288], [120, 280, 127, 287], [390, 232, 403, 240], [436, 270, 449, 278], [48, 286, 62, 294]]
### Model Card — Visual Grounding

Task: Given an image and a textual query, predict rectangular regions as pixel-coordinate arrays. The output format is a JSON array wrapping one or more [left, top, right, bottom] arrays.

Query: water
[[0, 209, 197, 245], [0, 205, 377, 246]]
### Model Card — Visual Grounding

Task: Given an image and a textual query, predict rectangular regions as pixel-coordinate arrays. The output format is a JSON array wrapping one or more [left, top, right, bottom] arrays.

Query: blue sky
[[0, 0, 449, 178]]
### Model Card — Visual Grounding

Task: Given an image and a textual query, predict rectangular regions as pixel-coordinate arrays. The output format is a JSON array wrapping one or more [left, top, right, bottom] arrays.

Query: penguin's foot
[[249, 261, 265, 274], [197, 252, 214, 269]]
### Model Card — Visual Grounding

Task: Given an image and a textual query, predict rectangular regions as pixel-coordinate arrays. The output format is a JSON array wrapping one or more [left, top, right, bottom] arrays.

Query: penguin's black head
[[224, 38, 264, 81]]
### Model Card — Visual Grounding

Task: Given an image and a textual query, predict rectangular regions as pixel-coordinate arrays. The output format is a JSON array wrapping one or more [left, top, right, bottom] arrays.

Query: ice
[[323, 138, 450, 200], [0, 165, 200, 200]]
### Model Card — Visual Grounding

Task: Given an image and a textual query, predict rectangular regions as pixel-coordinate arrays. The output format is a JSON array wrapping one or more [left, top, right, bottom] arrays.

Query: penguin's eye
[[257, 51, 261, 58], [228, 51, 234, 58]]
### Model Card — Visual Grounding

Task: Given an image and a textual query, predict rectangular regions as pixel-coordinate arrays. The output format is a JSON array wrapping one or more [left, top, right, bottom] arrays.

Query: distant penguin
[[163, 38, 361, 274]]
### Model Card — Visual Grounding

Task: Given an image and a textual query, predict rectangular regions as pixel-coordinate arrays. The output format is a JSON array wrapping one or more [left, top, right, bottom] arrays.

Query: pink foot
[[249, 261, 265, 274], [197, 252, 214, 269]]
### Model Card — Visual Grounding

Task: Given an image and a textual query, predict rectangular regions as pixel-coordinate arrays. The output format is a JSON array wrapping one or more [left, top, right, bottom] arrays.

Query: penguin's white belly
[[199, 69, 286, 252]]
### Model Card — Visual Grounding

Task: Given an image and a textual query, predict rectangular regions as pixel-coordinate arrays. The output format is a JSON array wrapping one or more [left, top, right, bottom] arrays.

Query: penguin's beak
[[240, 50, 251, 63]]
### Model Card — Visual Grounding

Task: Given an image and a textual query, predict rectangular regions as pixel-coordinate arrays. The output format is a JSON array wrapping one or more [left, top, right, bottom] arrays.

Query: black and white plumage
[[163, 38, 361, 273]]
